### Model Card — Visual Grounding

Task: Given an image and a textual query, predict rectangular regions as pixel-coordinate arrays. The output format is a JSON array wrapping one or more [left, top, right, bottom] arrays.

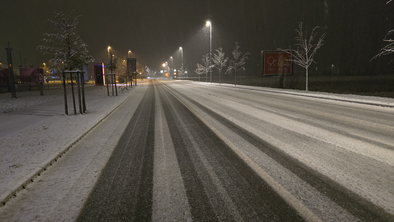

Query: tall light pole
[[107, 46, 111, 57], [128, 50, 131, 58], [170, 56, 173, 77], [179, 47, 183, 77], [206, 21, 212, 83]]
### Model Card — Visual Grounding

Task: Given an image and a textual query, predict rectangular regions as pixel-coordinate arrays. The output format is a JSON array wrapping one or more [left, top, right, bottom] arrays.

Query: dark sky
[[1, 0, 393, 75]]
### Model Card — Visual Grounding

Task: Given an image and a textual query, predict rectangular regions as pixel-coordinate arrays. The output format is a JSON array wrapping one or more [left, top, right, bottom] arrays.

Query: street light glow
[[205, 20, 212, 82]]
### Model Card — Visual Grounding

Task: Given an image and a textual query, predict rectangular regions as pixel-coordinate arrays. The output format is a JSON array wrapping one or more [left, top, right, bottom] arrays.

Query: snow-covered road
[[0, 80, 393, 221], [165, 80, 394, 220]]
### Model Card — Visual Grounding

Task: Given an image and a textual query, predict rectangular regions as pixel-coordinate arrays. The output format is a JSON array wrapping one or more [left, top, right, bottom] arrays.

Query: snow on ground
[[211, 81, 394, 108], [0, 83, 138, 204], [168, 80, 394, 216], [0, 80, 393, 209], [0, 88, 63, 114]]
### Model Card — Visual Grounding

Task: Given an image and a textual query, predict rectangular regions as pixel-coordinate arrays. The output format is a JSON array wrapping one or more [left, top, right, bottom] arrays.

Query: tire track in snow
[[77, 83, 155, 221]]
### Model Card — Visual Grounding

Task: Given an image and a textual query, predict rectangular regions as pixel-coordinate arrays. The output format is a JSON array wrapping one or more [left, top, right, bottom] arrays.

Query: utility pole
[[6, 42, 17, 98]]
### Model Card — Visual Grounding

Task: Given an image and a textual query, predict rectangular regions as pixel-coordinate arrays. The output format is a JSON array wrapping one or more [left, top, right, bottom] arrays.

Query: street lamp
[[179, 47, 183, 77], [170, 56, 173, 77], [206, 21, 212, 83], [107, 46, 111, 57], [128, 50, 131, 58]]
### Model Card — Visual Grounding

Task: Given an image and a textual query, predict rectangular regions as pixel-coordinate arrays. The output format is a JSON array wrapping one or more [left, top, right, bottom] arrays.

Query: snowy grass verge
[[193, 81, 394, 108]]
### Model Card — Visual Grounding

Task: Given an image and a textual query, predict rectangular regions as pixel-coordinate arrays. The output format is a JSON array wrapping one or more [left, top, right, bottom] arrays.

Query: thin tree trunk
[[219, 70, 221, 84], [305, 67, 309, 91]]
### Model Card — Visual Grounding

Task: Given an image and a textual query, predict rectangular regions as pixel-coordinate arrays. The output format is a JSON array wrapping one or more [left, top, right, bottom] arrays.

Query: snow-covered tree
[[212, 48, 228, 84], [371, 1, 393, 61], [279, 22, 325, 91], [195, 54, 214, 82], [226, 42, 250, 86], [371, 30, 394, 61], [37, 10, 94, 72], [105, 52, 118, 73]]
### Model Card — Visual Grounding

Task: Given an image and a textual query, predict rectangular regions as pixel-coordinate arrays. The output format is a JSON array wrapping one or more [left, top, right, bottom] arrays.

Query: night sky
[[1, 0, 393, 76]]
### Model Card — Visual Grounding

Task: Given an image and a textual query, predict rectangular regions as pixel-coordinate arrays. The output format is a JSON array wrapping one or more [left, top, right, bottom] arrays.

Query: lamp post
[[206, 21, 212, 83], [179, 47, 183, 77], [331, 64, 334, 91], [107, 46, 111, 57], [170, 56, 173, 77], [128, 50, 132, 58]]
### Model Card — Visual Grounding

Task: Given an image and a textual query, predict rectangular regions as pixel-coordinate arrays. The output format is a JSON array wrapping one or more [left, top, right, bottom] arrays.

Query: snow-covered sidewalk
[[0, 83, 140, 205]]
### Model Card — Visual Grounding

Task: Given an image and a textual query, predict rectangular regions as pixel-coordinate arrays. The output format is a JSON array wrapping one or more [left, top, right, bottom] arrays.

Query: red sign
[[263, 51, 292, 75]]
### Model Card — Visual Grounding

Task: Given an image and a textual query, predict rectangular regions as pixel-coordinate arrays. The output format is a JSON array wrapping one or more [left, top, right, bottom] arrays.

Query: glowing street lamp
[[206, 21, 212, 82], [128, 50, 132, 58], [107, 46, 111, 57], [179, 47, 183, 76]]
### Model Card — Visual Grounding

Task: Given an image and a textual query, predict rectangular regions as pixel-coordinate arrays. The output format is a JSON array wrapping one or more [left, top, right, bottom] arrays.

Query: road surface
[[1, 80, 393, 221]]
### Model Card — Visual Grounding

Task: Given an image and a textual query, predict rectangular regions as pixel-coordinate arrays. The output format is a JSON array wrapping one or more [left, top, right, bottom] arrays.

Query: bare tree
[[195, 54, 214, 82], [37, 10, 94, 72], [178, 66, 185, 78], [371, 1, 393, 61], [226, 42, 250, 86], [371, 30, 394, 61], [279, 22, 325, 91], [194, 69, 203, 82], [212, 48, 228, 84]]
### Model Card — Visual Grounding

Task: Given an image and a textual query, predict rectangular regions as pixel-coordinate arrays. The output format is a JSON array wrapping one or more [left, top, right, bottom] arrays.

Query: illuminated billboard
[[262, 51, 292, 75]]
